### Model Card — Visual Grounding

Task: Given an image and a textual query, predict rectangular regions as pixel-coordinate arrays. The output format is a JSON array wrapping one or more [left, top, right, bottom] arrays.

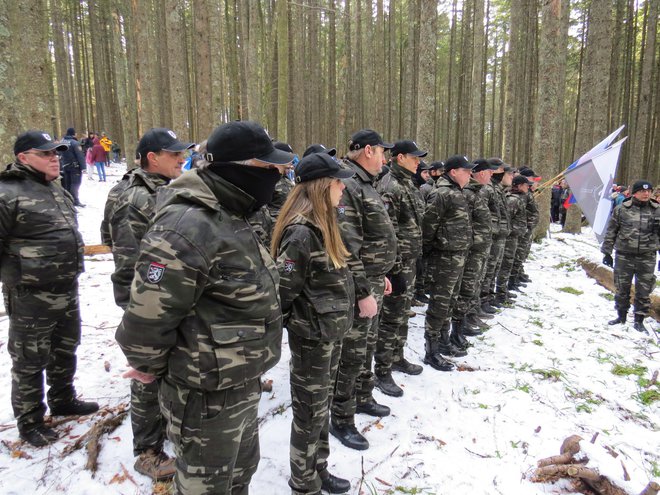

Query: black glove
[[388, 273, 407, 296], [603, 254, 614, 267]]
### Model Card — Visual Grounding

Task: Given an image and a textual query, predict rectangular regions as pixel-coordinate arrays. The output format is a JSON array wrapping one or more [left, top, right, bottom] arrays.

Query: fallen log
[[576, 257, 660, 322], [84, 244, 112, 256]]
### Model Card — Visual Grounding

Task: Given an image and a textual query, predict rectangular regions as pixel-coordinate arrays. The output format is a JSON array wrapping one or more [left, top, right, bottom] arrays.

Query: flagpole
[[534, 171, 566, 197]]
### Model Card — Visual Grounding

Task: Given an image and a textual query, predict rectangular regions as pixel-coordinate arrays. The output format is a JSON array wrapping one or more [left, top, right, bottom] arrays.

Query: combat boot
[[134, 449, 176, 481], [508, 281, 524, 292], [329, 422, 369, 450], [608, 310, 627, 325], [476, 307, 495, 319], [423, 337, 455, 372], [320, 471, 351, 494], [49, 398, 99, 416], [356, 398, 390, 417], [633, 315, 648, 333], [438, 328, 468, 357], [465, 314, 488, 332], [375, 371, 403, 397], [506, 291, 518, 299], [460, 317, 483, 337], [519, 273, 531, 283], [449, 320, 469, 350], [481, 301, 497, 314], [391, 357, 423, 375], [19, 424, 58, 447]]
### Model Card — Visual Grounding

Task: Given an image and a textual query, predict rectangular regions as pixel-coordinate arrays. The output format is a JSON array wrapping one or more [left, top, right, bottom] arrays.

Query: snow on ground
[[0, 165, 658, 495]]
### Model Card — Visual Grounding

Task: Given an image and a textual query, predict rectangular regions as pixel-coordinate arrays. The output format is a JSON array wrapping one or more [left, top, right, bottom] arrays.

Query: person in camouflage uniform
[[453, 159, 496, 340], [1, 131, 99, 447], [480, 160, 512, 311], [422, 155, 474, 370], [272, 152, 355, 495], [268, 141, 296, 218], [412, 161, 433, 305], [601, 180, 659, 333], [330, 129, 396, 452], [509, 167, 541, 288], [116, 121, 292, 495], [373, 140, 427, 398], [108, 128, 194, 481], [100, 168, 134, 246]]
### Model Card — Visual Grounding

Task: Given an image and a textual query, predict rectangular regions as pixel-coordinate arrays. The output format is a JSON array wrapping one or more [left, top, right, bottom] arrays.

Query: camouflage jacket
[[377, 162, 424, 269], [493, 181, 511, 237], [506, 190, 528, 237], [247, 205, 274, 247], [0, 162, 84, 288], [115, 168, 283, 391], [268, 175, 294, 218], [420, 181, 436, 204], [422, 175, 473, 253], [109, 168, 170, 309], [463, 179, 492, 249], [601, 198, 660, 255], [525, 190, 540, 231], [276, 218, 355, 341], [101, 169, 134, 246], [337, 159, 397, 299]]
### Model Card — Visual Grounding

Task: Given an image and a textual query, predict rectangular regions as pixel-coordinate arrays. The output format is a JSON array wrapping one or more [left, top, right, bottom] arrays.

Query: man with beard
[[116, 121, 291, 494]]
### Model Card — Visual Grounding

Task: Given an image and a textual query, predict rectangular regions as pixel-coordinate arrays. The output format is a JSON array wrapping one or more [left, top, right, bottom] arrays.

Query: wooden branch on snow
[[576, 257, 660, 322], [639, 481, 660, 495], [83, 244, 112, 255]]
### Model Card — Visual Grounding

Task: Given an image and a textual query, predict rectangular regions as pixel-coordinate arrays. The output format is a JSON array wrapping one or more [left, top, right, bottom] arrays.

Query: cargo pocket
[[313, 299, 350, 341], [158, 379, 190, 453], [18, 245, 61, 285]]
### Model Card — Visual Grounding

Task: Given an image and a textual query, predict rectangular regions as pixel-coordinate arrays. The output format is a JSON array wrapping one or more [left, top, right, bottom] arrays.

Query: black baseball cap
[[429, 161, 445, 171], [136, 128, 194, 158], [206, 121, 294, 165], [295, 152, 354, 183], [444, 155, 473, 172], [391, 140, 428, 157], [348, 129, 393, 151], [418, 160, 431, 171], [472, 158, 499, 173], [303, 144, 337, 158], [14, 130, 68, 155], [631, 180, 653, 194], [512, 175, 532, 187], [519, 167, 541, 181], [273, 141, 294, 153]]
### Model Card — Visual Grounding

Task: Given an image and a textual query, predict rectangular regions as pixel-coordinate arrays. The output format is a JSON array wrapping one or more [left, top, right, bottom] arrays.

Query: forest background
[[0, 0, 657, 236]]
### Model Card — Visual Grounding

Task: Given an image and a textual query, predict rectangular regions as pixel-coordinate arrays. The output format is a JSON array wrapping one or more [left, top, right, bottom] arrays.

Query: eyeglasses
[[24, 150, 59, 158]]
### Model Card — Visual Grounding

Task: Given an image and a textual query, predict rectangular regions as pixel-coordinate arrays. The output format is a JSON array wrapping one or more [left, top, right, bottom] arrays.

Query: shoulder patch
[[146, 262, 166, 283], [337, 204, 345, 215], [284, 259, 296, 273]]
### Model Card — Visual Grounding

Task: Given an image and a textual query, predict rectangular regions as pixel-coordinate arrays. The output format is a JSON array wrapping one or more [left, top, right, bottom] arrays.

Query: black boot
[[506, 291, 518, 299], [375, 372, 403, 397], [438, 328, 468, 357], [493, 294, 506, 308], [320, 471, 351, 494], [19, 424, 58, 447], [466, 314, 488, 331], [633, 315, 648, 333], [476, 307, 495, 319], [460, 317, 483, 336], [329, 421, 369, 450], [49, 398, 99, 416], [356, 398, 390, 417], [481, 301, 497, 314], [508, 281, 523, 292], [519, 273, 531, 283], [450, 320, 470, 350], [423, 336, 455, 371], [608, 310, 627, 325], [391, 357, 423, 375]]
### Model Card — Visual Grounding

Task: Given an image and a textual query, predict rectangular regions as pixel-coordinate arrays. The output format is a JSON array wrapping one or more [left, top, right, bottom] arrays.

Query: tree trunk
[[166, 0, 190, 139], [416, 0, 437, 151], [193, 0, 213, 140]]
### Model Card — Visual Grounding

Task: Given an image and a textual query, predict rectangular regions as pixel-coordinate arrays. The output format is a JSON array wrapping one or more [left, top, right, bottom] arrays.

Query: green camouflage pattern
[[495, 191, 526, 297], [159, 376, 261, 495], [337, 159, 397, 299], [101, 169, 133, 246], [268, 175, 294, 218], [425, 251, 466, 338], [480, 180, 511, 303], [612, 250, 657, 316], [247, 205, 274, 247], [422, 175, 473, 254], [0, 163, 84, 287], [276, 219, 354, 341], [109, 168, 170, 309], [478, 182, 503, 237], [287, 331, 342, 495], [116, 167, 283, 389], [130, 379, 165, 456], [601, 198, 660, 255]]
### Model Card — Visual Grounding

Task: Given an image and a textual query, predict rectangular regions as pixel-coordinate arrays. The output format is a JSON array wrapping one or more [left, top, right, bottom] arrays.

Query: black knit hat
[[631, 180, 653, 194]]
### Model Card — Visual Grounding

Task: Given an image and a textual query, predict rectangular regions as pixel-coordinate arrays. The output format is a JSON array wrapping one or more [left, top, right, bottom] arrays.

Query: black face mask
[[209, 162, 282, 210], [492, 172, 504, 184], [432, 174, 442, 182]]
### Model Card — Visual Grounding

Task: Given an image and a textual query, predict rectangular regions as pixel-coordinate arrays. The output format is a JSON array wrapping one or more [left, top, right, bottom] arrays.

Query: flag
[[564, 135, 627, 242]]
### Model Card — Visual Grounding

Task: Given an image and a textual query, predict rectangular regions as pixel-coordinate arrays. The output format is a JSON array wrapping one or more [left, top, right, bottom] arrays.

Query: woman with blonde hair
[[271, 151, 355, 495]]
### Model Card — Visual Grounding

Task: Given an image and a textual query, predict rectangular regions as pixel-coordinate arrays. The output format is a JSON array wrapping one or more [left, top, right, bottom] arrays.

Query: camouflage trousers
[[159, 377, 261, 495], [424, 251, 466, 339], [375, 257, 417, 375], [496, 234, 519, 297], [481, 235, 507, 303], [613, 251, 657, 316], [510, 230, 532, 282], [332, 276, 385, 426], [131, 378, 166, 455], [455, 242, 491, 319], [413, 255, 427, 297], [3, 282, 81, 432], [288, 332, 341, 495]]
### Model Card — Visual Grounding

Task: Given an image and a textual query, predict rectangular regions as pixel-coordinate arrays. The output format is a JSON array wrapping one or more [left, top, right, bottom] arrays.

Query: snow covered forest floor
[[0, 164, 658, 495]]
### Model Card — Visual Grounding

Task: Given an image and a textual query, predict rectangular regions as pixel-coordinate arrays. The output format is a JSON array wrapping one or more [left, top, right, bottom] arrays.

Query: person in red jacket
[[89, 137, 107, 181]]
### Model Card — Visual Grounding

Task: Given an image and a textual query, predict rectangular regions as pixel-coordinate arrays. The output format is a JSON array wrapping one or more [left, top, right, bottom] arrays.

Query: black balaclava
[[209, 162, 281, 210], [492, 172, 504, 184]]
